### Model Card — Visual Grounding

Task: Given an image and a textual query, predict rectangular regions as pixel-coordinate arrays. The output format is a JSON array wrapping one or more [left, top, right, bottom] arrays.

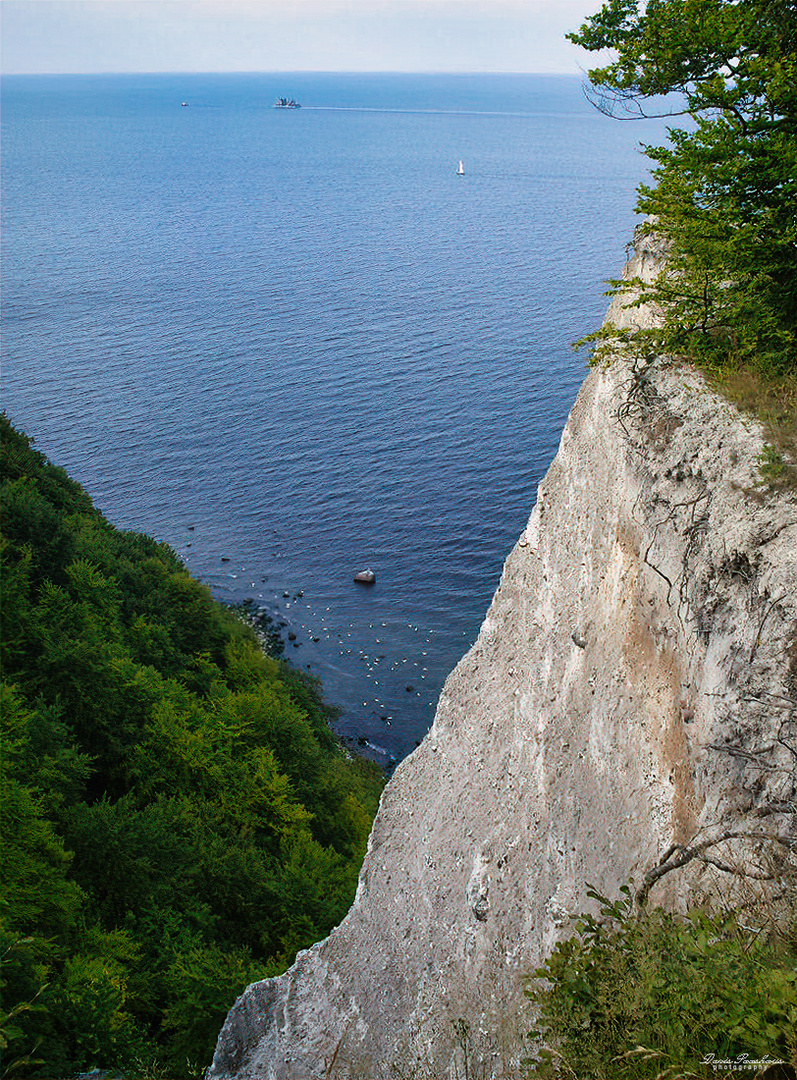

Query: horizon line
[[2, 68, 586, 78]]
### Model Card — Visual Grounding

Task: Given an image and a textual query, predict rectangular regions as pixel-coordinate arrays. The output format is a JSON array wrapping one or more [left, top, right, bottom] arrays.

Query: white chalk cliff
[[210, 234, 797, 1078]]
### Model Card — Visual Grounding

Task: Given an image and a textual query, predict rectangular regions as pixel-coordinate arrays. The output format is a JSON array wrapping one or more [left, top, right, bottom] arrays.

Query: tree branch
[[637, 829, 795, 907]]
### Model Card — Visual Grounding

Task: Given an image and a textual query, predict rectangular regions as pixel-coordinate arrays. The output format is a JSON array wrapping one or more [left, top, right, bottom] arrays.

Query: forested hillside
[[0, 414, 384, 1077]]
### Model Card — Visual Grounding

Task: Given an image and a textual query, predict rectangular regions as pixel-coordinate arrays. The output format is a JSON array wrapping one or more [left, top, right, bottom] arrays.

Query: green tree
[[161, 944, 269, 1072], [569, 0, 797, 375], [0, 686, 86, 1074]]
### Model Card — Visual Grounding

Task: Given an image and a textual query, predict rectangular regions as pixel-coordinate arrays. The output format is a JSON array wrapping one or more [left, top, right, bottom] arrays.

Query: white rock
[[210, 232, 796, 1079]]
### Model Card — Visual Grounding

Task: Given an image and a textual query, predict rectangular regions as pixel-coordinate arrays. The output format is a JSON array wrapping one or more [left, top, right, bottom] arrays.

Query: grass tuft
[[709, 366, 797, 488]]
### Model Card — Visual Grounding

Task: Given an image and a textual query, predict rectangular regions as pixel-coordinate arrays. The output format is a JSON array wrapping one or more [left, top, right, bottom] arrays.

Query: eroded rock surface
[[210, 235, 796, 1078]]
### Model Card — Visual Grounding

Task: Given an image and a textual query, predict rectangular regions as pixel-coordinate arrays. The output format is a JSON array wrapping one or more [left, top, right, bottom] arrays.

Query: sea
[[1, 72, 669, 765]]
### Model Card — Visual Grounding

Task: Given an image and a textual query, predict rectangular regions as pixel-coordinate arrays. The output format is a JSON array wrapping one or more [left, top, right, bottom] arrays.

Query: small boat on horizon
[[457, 160, 465, 175], [274, 97, 301, 109]]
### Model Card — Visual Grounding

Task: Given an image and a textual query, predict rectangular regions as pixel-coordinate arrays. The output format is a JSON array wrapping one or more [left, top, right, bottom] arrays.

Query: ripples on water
[[1, 73, 669, 762]]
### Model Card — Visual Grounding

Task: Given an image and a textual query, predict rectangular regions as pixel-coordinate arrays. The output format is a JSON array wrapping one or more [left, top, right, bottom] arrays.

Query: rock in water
[[353, 569, 376, 584]]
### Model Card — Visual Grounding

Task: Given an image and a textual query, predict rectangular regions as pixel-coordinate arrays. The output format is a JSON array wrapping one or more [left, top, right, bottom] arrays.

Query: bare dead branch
[[752, 802, 796, 818], [695, 853, 776, 880], [705, 742, 788, 771], [750, 593, 785, 663], [581, 81, 690, 122], [637, 829, 795, 907]]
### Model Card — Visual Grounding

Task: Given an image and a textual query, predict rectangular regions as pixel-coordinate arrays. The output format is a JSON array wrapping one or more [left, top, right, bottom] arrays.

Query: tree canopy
[[569, 0, 797, 375], [0, 414, 384, 1077]]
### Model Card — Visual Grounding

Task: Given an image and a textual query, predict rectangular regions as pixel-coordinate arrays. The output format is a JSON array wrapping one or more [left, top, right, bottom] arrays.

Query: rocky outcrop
[[210, 234, 796, 1079]]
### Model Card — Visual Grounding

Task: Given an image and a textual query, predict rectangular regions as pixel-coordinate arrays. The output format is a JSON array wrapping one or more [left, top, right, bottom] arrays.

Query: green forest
[[0, 414, 384, 1077]]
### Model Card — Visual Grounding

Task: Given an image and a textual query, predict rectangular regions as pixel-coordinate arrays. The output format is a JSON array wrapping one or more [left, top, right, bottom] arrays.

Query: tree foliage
[[0, 414, 384, 1077], [525, 887, 797, 1079], [569, 0, 797, 376]]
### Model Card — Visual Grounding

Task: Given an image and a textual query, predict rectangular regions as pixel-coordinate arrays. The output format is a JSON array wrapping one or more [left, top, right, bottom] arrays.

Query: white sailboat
[[457, 160, 465, 175]]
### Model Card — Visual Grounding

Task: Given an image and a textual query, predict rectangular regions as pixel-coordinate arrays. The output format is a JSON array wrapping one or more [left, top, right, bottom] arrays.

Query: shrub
[[525, 887, 797, 1079]]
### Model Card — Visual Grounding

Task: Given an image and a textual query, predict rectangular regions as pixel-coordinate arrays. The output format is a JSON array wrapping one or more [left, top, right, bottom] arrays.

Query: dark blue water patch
[[1, 72, 669, 762]]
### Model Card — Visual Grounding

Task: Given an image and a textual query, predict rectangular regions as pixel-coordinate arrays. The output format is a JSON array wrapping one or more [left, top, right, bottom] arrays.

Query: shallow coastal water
[[1, 72, 668, 762]]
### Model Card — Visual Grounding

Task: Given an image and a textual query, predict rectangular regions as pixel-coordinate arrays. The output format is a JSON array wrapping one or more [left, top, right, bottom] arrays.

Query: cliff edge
[[210, 234, 797, 1078]]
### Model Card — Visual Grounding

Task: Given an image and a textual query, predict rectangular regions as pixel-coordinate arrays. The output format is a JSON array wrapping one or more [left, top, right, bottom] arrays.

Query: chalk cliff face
[[210, 236, 797, 1079]]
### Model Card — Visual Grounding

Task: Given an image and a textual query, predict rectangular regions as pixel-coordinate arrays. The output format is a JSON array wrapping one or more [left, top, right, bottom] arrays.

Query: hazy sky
[[1, 0, 604, 75]]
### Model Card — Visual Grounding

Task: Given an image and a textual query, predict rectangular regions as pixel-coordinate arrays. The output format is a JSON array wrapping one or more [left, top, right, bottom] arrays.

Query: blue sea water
[[1, 72, 668, 763]]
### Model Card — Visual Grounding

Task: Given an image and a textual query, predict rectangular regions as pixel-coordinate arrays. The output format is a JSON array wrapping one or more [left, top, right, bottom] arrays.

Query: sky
[[0, 0, 605, 75]]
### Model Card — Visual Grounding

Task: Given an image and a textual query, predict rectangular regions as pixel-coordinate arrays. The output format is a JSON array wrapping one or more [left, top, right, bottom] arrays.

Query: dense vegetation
[[569, 0, 796, 380], [525, 887, 797, 1078], [0, 414, 384, 1077]]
